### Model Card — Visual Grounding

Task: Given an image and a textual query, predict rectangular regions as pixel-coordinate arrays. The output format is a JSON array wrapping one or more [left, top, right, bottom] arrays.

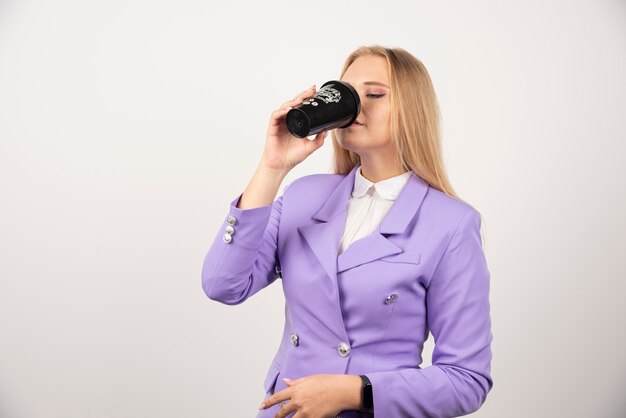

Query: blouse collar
[[352, 166, 412, 200]]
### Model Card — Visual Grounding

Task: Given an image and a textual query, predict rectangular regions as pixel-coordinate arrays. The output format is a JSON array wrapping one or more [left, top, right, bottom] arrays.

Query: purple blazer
[[202, 162, 493, 418]]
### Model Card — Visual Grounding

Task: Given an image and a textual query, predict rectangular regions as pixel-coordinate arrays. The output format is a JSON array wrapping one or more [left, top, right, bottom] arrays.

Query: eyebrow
[[363, 81, 390, 88]]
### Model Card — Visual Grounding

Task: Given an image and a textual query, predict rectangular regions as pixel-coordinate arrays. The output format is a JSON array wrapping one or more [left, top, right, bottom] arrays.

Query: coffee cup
[[286, 80, 361, 139]]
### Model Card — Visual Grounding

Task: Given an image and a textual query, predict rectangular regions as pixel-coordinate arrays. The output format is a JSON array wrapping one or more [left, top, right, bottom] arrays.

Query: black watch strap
[[359, 374, 374, 413]]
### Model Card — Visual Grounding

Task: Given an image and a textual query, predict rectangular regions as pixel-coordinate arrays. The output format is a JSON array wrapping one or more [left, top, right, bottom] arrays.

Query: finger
[[274, 400, 297, 418], [278, 96, 303, 111], [260, 387, 291, 409], [268, 107, 293, 128], [271, 107, 292, 119], [294, 84, 316, 100], [315, 130, 329, 142], [307, 130, 328, 145], [279, 85, 316, 110]]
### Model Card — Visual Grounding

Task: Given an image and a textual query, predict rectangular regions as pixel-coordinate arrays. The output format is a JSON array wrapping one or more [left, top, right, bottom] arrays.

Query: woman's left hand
[[259, 373, 362, 418]]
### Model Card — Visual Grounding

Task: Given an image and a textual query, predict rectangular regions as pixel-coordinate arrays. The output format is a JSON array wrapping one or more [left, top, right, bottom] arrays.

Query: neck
[[358, 157, 406, 183]]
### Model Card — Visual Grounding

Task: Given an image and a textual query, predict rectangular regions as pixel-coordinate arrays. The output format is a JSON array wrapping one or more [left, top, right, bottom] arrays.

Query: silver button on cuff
[[385, 293, 399, 304], [291, 333, 299, 346], [338, 342, 350, 357], [226, 215, 237, 225], [224, 225, 235, 235], [222, 233, 232, 243]]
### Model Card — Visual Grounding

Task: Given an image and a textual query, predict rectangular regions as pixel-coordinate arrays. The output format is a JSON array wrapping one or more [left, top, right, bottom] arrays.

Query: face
[[336, 55, 392, 155]]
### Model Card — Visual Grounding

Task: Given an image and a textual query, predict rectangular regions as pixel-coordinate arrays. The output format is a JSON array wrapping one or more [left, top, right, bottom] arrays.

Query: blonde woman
[[202, 45, 493, 418]]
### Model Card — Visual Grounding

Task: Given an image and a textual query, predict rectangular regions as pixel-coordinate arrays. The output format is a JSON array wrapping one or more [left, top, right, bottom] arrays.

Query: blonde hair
[[331, 44, 460, 200]]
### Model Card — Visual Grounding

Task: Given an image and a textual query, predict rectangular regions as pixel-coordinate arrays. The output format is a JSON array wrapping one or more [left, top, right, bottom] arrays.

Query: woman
[[202, 45, 493, 418]]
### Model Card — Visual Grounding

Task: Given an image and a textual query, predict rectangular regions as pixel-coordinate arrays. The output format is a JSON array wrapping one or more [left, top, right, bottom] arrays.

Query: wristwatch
[[358, 375, 374, 413]]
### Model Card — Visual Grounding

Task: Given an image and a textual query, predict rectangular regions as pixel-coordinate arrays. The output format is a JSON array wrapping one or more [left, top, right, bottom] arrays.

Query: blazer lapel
[[298, 163, 430, 286], [337, 167, 429, 272], [297, 164, 358, 288]]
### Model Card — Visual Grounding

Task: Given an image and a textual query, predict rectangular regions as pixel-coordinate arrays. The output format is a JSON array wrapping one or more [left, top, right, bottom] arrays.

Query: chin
[[337, 131, 365, 147], [336, 137, 359, 154]]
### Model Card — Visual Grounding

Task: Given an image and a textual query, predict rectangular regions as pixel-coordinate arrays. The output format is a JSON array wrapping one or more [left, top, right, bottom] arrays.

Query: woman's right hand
[[259, 85, 329, 174]]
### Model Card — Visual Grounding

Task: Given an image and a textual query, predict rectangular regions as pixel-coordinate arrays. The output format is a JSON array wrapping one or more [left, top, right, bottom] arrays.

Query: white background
[[1, 1, 625, 417]]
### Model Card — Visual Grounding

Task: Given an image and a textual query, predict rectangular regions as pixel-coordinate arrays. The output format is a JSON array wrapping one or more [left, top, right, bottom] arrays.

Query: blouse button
[[385, 293, 398, 304]]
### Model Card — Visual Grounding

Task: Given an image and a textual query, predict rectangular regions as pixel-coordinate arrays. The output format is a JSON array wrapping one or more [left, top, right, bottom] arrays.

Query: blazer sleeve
[[201, 183, 290, 305], [365, 208, 494, 417]]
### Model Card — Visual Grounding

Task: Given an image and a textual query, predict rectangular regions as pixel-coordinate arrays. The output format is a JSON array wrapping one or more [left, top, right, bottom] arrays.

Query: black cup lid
[[320, 80, 361, 128]]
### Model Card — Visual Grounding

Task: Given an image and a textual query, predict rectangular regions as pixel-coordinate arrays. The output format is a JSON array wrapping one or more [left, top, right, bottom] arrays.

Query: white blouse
[[338, 166, 412, 255]]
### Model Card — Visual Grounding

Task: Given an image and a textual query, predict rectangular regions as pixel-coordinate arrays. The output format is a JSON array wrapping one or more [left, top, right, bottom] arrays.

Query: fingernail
[[283, 377, 291, 382], [259, 402, 266, 409]]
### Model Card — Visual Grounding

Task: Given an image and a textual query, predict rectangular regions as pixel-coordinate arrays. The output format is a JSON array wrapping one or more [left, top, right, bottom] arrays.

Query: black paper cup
[[286, 80, 361, 139]]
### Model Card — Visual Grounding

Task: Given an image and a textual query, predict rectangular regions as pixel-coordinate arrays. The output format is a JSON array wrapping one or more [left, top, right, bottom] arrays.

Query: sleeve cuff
[[221, 193, 274, 248]]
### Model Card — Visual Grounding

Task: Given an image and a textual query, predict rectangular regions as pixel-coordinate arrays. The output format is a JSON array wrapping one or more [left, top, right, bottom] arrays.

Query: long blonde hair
[[331, 45, 460, 200]]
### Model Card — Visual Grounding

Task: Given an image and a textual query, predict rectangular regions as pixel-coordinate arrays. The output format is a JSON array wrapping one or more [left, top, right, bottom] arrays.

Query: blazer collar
[[352, 165, 412, 200], [312, 162, 429, 235]]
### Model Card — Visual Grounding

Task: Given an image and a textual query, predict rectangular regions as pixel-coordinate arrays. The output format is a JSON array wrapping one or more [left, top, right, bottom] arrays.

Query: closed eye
[[366, 94, 385, 99]]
